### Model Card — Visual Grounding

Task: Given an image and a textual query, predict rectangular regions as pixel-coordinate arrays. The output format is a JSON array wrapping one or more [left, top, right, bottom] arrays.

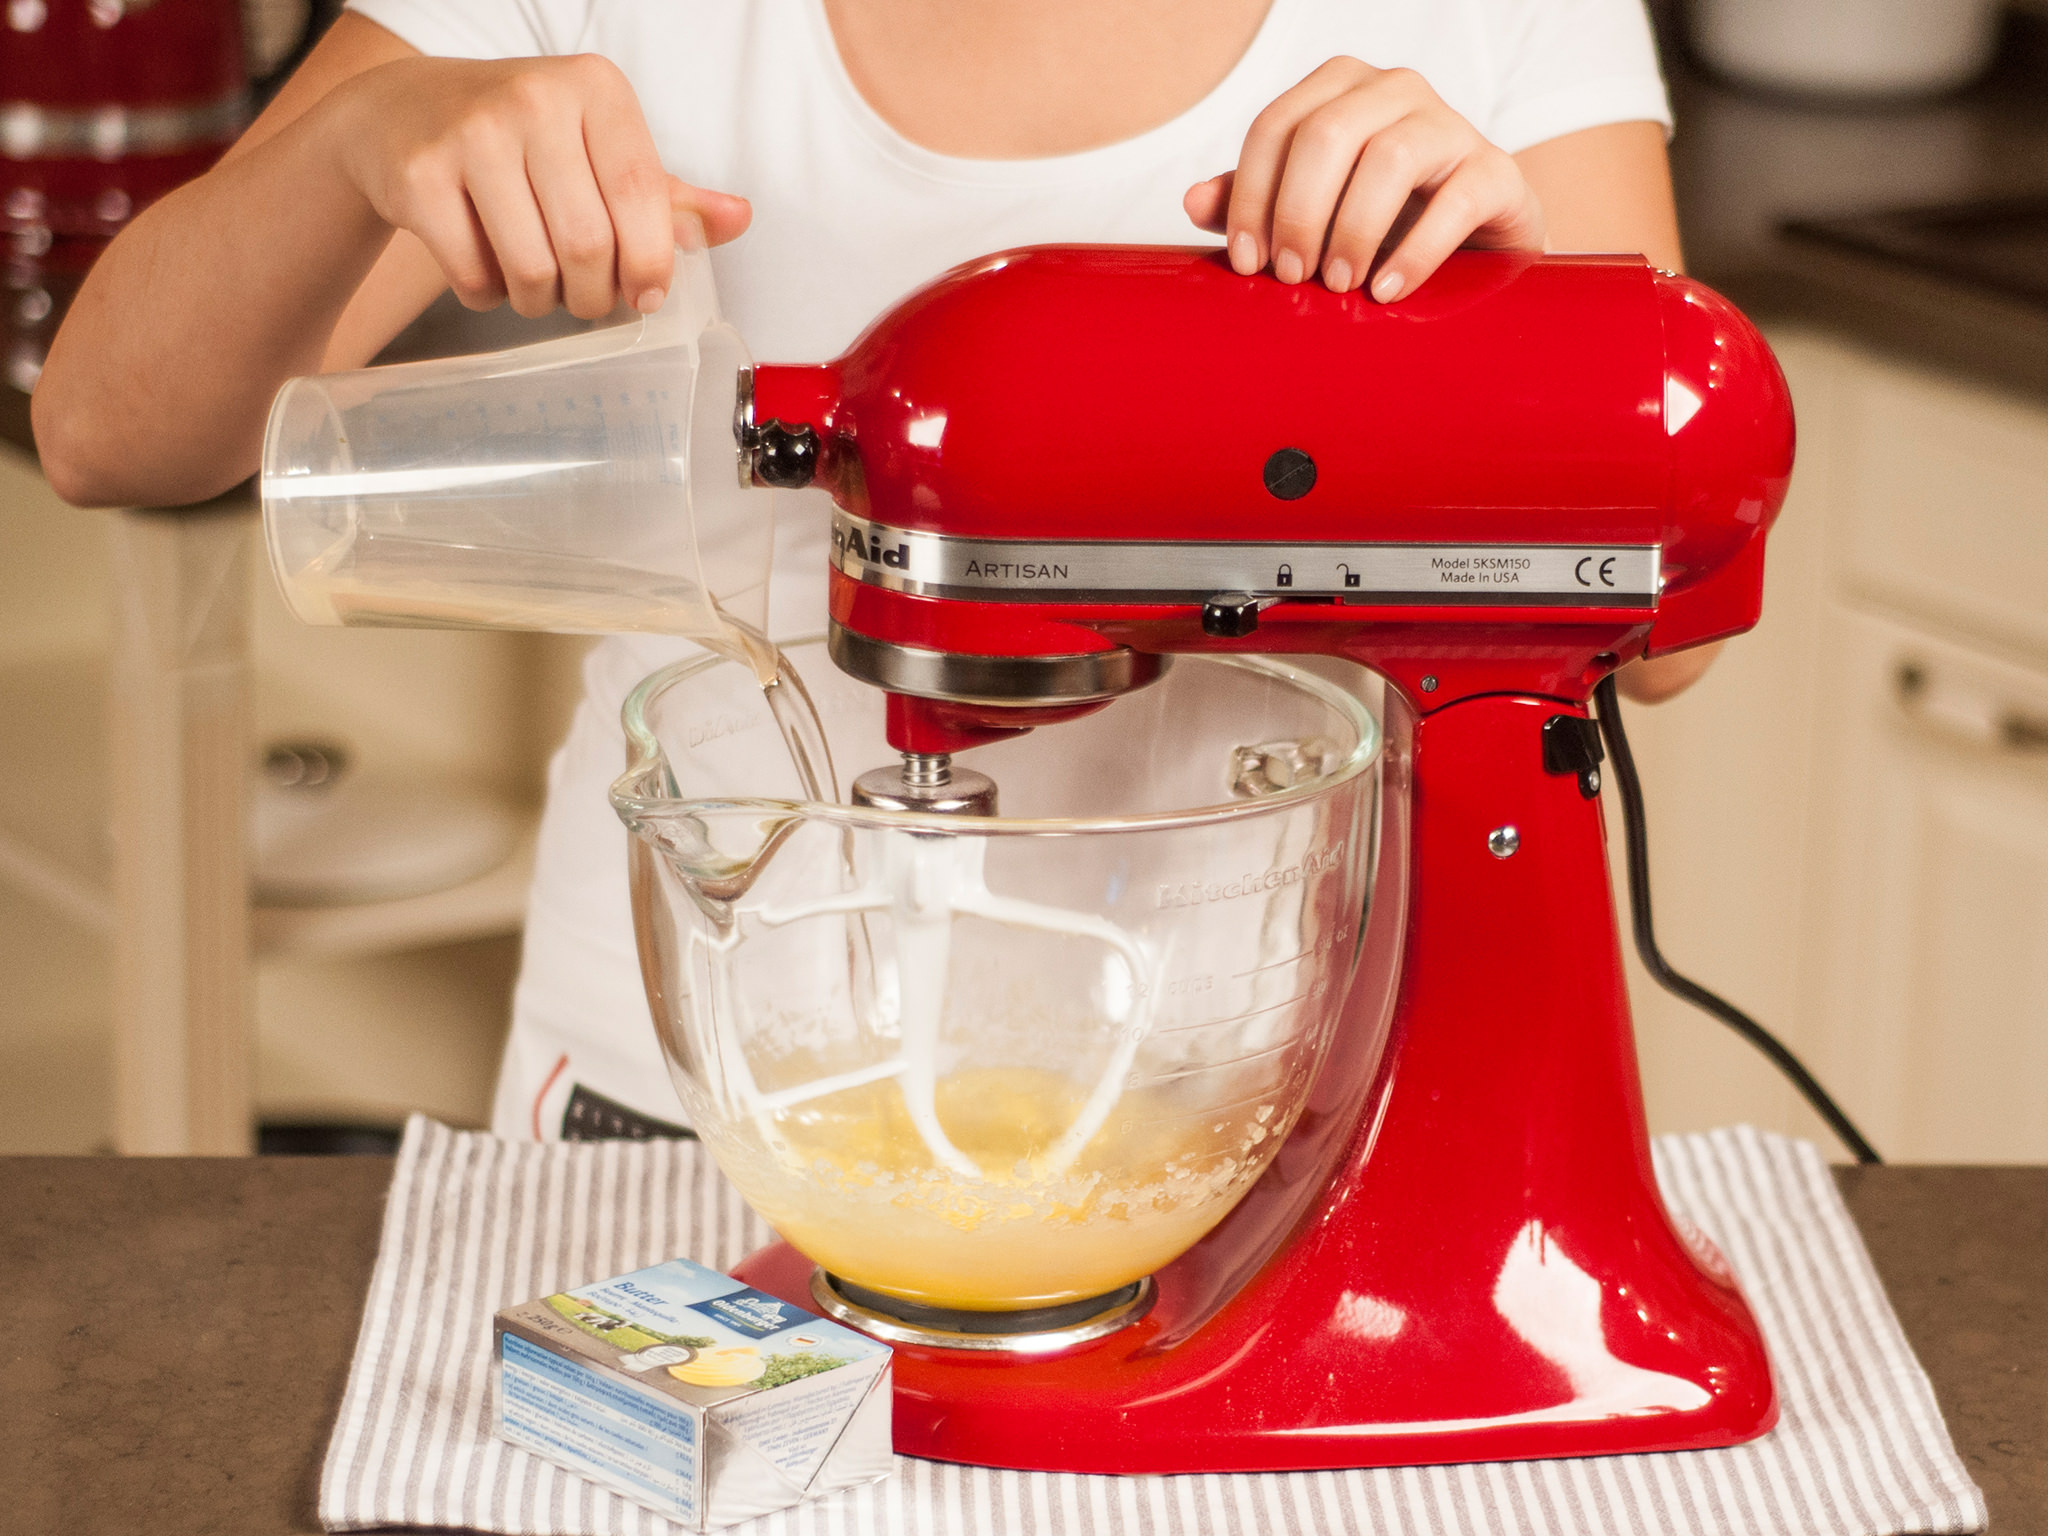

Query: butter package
[[493, 1259, 892, 1530]]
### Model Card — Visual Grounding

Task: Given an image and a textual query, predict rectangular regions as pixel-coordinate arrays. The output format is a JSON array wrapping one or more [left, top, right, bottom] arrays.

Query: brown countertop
[[1834, 1165, 2048, 1530], [3, 1156, 2041, 1536]]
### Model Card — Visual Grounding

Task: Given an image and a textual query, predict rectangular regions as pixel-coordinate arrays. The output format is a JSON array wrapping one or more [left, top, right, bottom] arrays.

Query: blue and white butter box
[[493, 1258, 892, 1530]]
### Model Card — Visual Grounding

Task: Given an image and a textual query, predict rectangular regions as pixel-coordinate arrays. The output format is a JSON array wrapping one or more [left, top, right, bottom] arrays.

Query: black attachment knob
[[1262, 447, 1317, 500], [754, 421, 820, 489], [1202, 592, 1274, 638], [1542, 713, 1606, 799]]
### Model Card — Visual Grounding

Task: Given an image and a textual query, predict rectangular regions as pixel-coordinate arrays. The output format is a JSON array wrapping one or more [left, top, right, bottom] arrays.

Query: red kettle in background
[[2, 0, 260, 391]]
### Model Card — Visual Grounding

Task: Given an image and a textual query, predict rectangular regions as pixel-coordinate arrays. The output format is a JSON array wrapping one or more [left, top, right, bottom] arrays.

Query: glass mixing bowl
[[613, 638, 1383, 1312]]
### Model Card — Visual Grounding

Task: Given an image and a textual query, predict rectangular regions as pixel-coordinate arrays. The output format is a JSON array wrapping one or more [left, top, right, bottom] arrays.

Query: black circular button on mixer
[[1263, 447, 1316, 500]]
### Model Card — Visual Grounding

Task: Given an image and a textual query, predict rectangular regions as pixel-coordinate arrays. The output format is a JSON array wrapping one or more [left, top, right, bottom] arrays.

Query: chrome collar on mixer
[[809, 1270, 1157, 1355], [828, 623, 1168, 708]]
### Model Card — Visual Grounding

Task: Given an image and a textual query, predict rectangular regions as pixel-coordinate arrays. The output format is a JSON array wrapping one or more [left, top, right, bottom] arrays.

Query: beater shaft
[[850, 753, 998, 816]]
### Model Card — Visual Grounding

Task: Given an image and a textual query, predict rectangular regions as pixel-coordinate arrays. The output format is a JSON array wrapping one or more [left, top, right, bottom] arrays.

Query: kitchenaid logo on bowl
[[1157, 845, 1344, 909], [686, 711, 756, 748]]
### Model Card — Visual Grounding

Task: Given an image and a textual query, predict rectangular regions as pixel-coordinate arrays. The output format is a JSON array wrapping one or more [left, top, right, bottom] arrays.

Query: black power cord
[[1592, 675, 1883, 1165]]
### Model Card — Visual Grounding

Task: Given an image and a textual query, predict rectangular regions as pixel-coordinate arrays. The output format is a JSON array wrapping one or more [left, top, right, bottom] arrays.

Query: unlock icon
[[1337, 563, 1361, 588], [1276, 563, 1294, 588]]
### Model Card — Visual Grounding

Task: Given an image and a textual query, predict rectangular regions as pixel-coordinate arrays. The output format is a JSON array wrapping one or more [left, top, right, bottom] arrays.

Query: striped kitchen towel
[[319, 1120, 1986, 1536]]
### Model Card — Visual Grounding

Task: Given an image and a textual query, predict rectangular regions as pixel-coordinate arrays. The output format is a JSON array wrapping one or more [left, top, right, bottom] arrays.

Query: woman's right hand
[[332, 54, 751, 321]]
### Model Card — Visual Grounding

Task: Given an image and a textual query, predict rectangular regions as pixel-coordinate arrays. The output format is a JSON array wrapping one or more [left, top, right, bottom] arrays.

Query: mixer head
[[743, 246, 1793, 737]]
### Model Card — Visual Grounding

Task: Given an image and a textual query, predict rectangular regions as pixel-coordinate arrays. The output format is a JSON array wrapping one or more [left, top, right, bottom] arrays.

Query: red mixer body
[[734, 247, 1795, 1472], [2, 0, 246, 388], [1, 0, 245, 231]]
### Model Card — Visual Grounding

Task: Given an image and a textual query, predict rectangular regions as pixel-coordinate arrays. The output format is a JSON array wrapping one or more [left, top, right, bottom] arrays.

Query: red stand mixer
[[726, 246, 1794, 1472], [259, 241, 1796, 1476]]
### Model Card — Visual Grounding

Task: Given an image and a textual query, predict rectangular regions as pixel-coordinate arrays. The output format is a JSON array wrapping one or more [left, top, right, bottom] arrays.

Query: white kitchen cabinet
[[1802, 610, 2048, 1160], [0, 436, 585, 1150], [1623, 329, 2048, 1162]]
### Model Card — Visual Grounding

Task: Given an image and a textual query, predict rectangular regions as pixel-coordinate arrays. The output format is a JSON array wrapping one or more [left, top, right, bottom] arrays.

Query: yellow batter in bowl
[[699, 1064, 1301, 1311]]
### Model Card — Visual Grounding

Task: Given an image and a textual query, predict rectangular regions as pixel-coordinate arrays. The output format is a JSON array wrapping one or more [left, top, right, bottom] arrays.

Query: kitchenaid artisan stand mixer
[[261, 242, 1795, 1476], [724, 246, 1794, 1471]]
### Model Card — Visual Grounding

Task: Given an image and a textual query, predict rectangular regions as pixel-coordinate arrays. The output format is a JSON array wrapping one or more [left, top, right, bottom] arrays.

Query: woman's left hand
[[1185, 57, 1543, 301]]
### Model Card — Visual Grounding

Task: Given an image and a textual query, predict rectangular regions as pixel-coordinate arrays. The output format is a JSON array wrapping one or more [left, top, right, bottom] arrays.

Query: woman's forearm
[[33, 21, 749, 512], [32, 88, 397, 509]]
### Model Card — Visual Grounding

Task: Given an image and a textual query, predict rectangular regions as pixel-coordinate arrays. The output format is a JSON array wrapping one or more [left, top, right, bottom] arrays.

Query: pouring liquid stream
[[317, 550, 838, 805], [715, 616, 839, 807]]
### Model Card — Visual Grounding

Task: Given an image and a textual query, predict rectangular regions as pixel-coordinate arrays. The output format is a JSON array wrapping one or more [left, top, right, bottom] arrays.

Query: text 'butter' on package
[[493, 1258, 892, 1529]]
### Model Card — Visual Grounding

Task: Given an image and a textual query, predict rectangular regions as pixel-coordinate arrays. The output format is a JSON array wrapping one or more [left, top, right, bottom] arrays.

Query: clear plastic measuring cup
[[260, 242, 771, 640]]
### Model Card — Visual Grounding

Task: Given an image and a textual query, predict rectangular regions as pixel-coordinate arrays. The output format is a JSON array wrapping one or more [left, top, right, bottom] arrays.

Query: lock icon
[[1276, 563, 1294, 588], [1338, 563, 1361, 588]]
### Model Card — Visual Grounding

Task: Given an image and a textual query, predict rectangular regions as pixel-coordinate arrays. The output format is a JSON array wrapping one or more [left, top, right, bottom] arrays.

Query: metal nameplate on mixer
[[831, 514, 1659, 607]]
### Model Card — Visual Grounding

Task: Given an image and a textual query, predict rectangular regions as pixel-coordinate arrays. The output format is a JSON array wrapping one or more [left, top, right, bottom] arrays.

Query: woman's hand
[[1185, 57, 1542, 301], [33, 20, 755, 509], [333, 54, 751, 320]]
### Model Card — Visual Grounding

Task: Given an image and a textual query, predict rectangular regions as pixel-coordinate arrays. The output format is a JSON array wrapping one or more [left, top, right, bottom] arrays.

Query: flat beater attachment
[[731, 751, 1153, 1182]]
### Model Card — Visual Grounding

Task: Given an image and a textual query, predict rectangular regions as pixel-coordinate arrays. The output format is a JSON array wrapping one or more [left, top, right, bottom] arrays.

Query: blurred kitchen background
[[2, 0, 2044, 1160]]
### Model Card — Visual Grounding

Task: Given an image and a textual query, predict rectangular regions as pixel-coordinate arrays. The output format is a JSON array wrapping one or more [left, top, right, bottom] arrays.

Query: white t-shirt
[[344, 0, 1672, 1140]]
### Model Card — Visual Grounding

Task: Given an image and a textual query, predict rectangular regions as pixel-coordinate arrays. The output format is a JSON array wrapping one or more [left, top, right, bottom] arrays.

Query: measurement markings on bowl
[[1136, 1036, 1302, 1085], [1231, 942, 1331, 978], [1149, 983, 1330, 1035]]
